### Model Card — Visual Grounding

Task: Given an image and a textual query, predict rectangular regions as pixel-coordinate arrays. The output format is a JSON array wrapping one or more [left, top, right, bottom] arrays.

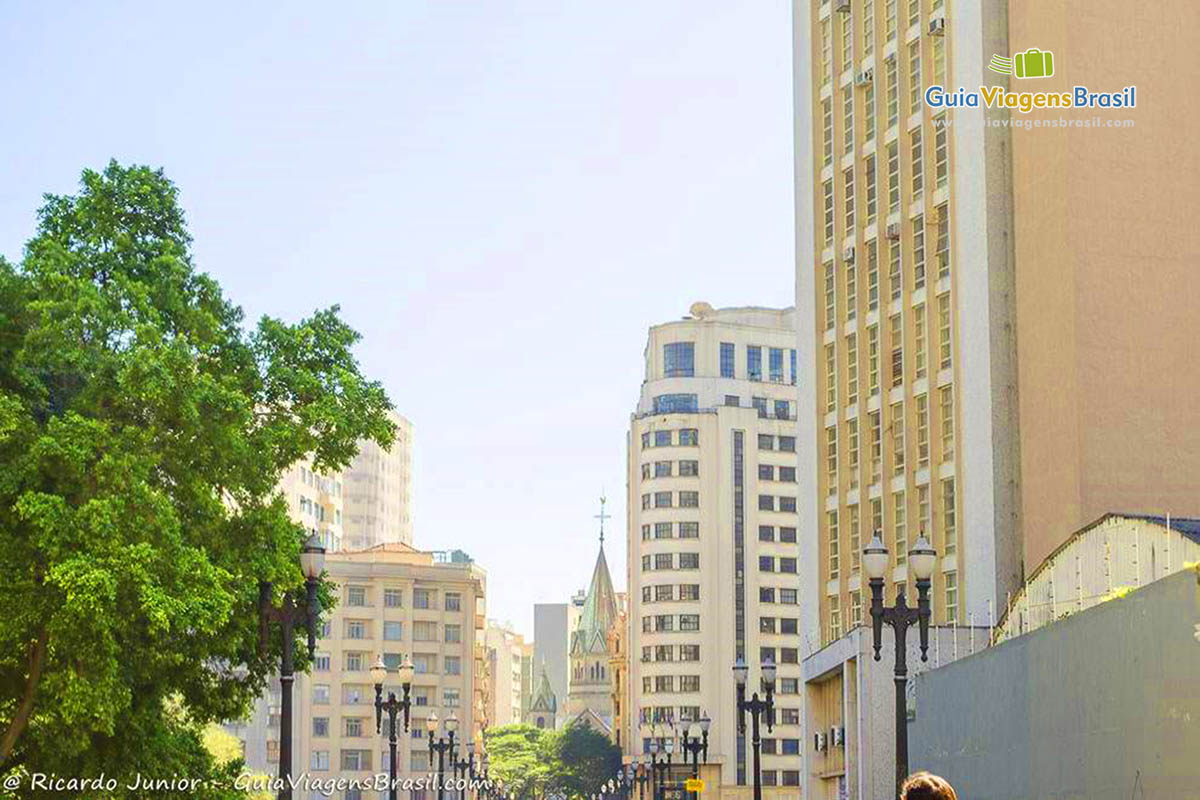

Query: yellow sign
[[685, 779, 705, 793]]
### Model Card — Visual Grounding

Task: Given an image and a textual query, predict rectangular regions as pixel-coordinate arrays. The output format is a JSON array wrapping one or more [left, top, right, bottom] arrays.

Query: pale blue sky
[[0, 1, 795, 636]]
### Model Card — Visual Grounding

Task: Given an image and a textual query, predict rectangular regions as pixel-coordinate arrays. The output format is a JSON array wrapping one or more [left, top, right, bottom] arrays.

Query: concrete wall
[[910, 569, 1200, 799]]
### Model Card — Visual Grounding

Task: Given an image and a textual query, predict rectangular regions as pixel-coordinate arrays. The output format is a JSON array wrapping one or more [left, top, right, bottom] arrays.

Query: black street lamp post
[[646, 726, 674, 800], [863, 532, 937, 799], [452, 740, 477, 800], [733, 656, 776, 800], [427, 711, 459, 800], [258, 534, 326, 800], [371, 654, 416, 800], [678, 713, 711, 800], [633, 758, 650, 800]]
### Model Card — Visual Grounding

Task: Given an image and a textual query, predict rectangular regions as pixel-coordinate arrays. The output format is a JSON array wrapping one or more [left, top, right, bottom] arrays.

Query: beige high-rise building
[[343, 410, 414, 550], [279, 460, 346, 554], [625, 303, 804, 792], [793, 1, 1199, 797], [484, 621, 527, 728], [289, 544, 487, 797]]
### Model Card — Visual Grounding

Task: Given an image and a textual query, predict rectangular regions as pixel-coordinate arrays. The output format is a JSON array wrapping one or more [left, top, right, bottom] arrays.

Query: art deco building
[[625, 303, 804, 791], [793, 1, 1200, 796]]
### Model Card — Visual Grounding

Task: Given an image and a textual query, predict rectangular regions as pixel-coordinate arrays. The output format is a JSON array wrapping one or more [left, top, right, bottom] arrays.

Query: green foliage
[[482, 721, 622, 800], [0, 161, 395, 794]]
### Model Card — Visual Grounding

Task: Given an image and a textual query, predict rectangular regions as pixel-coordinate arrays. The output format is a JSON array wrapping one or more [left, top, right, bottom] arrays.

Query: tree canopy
[[483, 721, 623, 800], [0, 161, 395, 795]]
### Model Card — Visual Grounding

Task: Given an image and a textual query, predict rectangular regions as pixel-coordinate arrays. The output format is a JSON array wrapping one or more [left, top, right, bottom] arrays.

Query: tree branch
[[0, 626, 49, 765]]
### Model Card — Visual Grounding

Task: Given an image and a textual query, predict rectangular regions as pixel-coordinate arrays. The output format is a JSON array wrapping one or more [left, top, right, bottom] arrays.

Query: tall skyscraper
[[793, 1, 1199, 796], [343, 410, 414, 550], [625, 303, 802, 789]]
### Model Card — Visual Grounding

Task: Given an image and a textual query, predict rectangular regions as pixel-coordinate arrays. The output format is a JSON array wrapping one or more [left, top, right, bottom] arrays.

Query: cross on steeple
[[594, 493, 611, 545]]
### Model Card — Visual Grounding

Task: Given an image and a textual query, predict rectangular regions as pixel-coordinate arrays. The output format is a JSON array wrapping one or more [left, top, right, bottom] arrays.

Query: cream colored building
[[625, 303, 804, 794], [793, 1, 1200, 797], [343, 410, 414, 549], [279, 459, 346, 554], [240, 544, 487, 799], [484, 620, 527, 728]]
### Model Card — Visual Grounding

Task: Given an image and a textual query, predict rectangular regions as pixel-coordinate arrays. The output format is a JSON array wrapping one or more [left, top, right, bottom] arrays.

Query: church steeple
[[570, 496, 619, 657]]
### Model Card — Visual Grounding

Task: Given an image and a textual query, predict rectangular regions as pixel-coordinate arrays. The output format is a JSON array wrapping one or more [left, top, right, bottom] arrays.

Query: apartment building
[[342, 410, 414, 549], [239, 544, 487, 800], [280, 459, 346, 554], [484, 620, 527, 728], [625, 303, 804, 794], [793, 1, 1200, 797]]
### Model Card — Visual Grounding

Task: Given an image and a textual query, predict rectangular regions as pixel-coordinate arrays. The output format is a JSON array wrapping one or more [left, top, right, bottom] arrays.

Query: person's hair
[[900, 772, 958, 800]]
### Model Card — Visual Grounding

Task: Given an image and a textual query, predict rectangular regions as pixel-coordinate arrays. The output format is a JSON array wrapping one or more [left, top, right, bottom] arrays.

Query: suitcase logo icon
[[989, 48, 1055, 79]]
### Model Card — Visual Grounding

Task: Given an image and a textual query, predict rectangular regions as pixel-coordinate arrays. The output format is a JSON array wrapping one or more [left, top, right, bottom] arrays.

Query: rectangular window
[[747, 346, 763, 381], [824, 262, 836, 329], [345, 620, 367, 640], [655, 430, 673, 447], [936, 206, 951, 282], [885, 0, 897, 40], [655, 461, 672, 477], [384, 589, 403, 608], [679, 491, 699, 508], [934, 115, 949, 189], [654, 491, 672, 508], [945, 571, 958, 622], [680, 584, 700, 601], [779, 435, 796, 452], [911, 127, 924, 197], [841, 14, 853, 73], [760, 555, 775, 572], [653, 394, 698, 414], [918, 484, 931, 539], [780, 588, 798, 605], [413, 589, 432, 609], [886, 57, 899, 128], [655, 553, 673, 570], [942, 477, 957, 555], [759, 465, 776, 482], [655, 585, 674, 602], [938, 292, 952, 369], [865, 153, 877, 225], [313, 717, 329, 737], [780, 467, 797, 483], [679, 428, 699, 445], [848, 418, 860, 485], [413, 622, 437, 642], [851, 590, 863, 627], [680, 614, 701, 632], [863, 0, 875, 53], [842, 86, 854, 152], [759, 495, 776, 512], [825, 344, 837, 413], [679, 521, 699, 538], [829, 595, 842, 641], [347, 586, 367, 607], [344, 717, 364, 738], [846, 333, 859, 406], [940, 387, 955, 461], [933, 36, 946, 87], [822, 97, 834, 167], [775, 400, 790, 420], [869, 410, 882, 482], [908, 40, 922, 115], [780, 557, 797, 574], [913, 213, 926, 289], [914, 304, 927, 379], [867, 325, 880, 395], [680, 675, 701, 693], [759, 433, 775, 450], [824, 181, 836, 248], [867, 241, 879, 311], [916, 394, 930, 468], [720, 342, 735, 378], [864, 83, 876, 144], [679, 460, 699, 477], [826, 426, 838, 495], [753, 396, 768, 418], [680, 644, 701, 661], [821, 19, 832, 85], [846, 258, 857, 320], [843, 167, 855, 231], [780, 497, 797, 513], [894, 490, 907, 565], [383, 621, 403, 641], [889, 238, 902, 301], [664, 342, 695, 377], [725, 394, 739, 407], [887, 140, 900, 212], [848, 504, 861, 571], [828, 510, 840, 579], [890, 313, 903, 388], [908, 0, 921, 29], [769, 348, 784, 382], [790, 349, 797, 385], [444, 624, 462, 643], [891, 401, 906, 474], [780, 525, 797, 541]]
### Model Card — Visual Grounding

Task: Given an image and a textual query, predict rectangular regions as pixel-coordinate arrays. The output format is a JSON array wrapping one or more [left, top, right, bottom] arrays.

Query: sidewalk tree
[[0, 161, 395, 793]]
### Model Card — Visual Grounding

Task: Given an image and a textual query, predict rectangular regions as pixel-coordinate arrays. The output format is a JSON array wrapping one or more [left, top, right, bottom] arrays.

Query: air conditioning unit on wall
[[929, 17, 946, 35]]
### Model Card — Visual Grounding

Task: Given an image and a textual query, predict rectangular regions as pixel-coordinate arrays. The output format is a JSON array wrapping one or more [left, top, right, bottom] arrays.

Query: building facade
[[233, 544, 487, 797], [625, 303, 804, 791], [793, 1, 1200, 797], [342, 410, 414, 550], [484, 620, 528, 728]]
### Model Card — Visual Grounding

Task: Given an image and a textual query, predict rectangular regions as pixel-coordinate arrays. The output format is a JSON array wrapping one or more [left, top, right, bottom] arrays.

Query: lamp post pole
[[679, 713, 710, 800], [371, 654, 416, 800], [733, 657, 776, 800], [863, 532, 936, 799], [645, 726, 673, 800], [427, 711, 459, 800], [634, 758, 650, 800], [259, 534, 326, 800]]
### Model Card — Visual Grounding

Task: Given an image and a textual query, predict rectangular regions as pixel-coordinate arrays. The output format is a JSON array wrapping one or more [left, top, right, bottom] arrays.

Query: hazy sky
[[0, 1, 795, 636]]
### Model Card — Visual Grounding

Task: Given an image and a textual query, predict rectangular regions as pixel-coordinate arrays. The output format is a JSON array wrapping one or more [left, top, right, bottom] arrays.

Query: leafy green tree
[[482, 724, 553, 800], [0, 161, 394, 796], [543, 721, 623, 800]]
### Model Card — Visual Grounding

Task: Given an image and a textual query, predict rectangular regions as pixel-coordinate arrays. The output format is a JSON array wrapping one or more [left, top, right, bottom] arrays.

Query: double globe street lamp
[[645, 726, 674, 800], [370, 653, 416, 800], [258, 533, 326, 800], [427, 710, 460, 800], [733, 656, 776, 800], [678, 713, 711, 799], [862, 531, 937, 799]]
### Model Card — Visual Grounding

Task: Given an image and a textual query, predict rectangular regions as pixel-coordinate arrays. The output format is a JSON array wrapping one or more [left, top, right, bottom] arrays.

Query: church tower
[[525, 660, 557, 730], [565, 497, 619, 733]]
